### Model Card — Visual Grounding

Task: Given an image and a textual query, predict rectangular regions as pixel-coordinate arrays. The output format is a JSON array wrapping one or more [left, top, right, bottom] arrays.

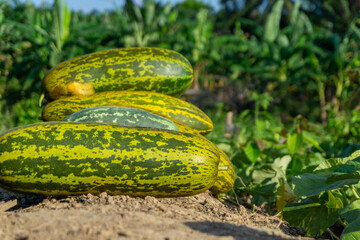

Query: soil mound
[[0, 189, 309, 240]]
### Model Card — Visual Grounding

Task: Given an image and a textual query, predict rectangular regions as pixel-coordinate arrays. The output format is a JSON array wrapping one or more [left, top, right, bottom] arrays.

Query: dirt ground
[[0, 188, 311, 240]]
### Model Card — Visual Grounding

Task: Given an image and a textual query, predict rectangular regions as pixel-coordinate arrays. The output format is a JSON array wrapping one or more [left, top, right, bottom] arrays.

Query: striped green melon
[[63, 106, 178, 131], [209, 149, 236, 194], [41, 47, 193, 102], [0, 122, 219, 197], [167, 119, 235, 194], [42, 91, 213, 135]]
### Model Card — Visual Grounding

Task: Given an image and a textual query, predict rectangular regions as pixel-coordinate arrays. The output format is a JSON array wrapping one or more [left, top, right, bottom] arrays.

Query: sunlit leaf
[[287, 131, 303, 155], [315, 157, 350, 174], [264, 0, 284, 42], [302, 132, 325, 153]]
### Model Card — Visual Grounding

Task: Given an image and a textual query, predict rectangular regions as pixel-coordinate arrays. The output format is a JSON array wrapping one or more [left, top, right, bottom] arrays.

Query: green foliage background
[[1, 0, 360, 238]]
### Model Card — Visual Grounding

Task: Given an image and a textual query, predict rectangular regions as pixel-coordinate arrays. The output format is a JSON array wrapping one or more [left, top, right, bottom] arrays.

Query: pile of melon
[[0, 47, 235, 198]]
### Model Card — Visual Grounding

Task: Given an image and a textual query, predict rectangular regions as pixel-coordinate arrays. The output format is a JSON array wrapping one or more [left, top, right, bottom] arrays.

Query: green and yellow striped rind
[[169, 119, 235, 194], [0, 122, 219, 197], [209, 149, 236, 194], [63, 106, 179, 131], [41, 47, 193, 101], [42, 91, 213, 135]]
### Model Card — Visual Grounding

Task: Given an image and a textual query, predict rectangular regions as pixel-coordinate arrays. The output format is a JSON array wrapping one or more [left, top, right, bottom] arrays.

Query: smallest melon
[[63, 106, 179, 131]]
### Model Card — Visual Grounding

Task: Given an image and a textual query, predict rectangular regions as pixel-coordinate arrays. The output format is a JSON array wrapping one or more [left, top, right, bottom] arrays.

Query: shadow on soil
[[184, 221, 296, 240], [0, 188, 44, 212]]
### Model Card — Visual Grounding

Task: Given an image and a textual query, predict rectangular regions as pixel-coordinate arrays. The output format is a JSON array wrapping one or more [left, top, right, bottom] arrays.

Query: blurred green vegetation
[[1, 0, 360, 238]]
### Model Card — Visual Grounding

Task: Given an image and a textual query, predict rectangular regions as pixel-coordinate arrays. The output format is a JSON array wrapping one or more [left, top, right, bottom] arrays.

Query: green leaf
[[339, 200, 360, 223], [334, 157, 360, 174], [350, 22, 360, 40], [238, 182, 278, 200], [264, 0, 284, 42], [283, 191, 342, 236], [272, 155, 291, 174], [326, 172, 360, 185], [244, 142, 260, 163], [303, 132, 325, 153], [341, 217, 360, 240], [292, 173, 358, 197], [315, 151, 360, 174], [315, 157, 350, 174], [252, 166, 277, 184], [326, 157, 360, 185], [251, 156, 291, 198], [231, 150, 251, 168], [52, 0, 71, 51], [287, 131, 303, 155], [289, 0, 301, 25]]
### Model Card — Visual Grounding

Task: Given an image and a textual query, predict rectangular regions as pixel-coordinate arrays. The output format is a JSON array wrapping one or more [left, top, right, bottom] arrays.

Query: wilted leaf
[[276, 180, 297, 215]]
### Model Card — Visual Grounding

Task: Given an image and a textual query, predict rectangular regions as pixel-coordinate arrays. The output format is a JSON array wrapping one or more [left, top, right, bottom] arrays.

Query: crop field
[[0, 0, 360, 239]]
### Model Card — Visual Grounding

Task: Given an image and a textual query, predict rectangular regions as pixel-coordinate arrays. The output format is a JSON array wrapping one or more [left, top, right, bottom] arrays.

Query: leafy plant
[[282, 150, 360, 238], [1, 1, 360, 238]]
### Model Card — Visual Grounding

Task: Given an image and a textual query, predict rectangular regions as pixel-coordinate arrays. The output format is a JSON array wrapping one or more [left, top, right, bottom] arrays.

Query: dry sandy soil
[[0, 188, 311, 240]]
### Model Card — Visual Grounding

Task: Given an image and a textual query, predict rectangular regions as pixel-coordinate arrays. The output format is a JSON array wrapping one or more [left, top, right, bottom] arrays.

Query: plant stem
[[327, 228, 340, 240], [317, 80, 327, 125], [237, 176, 247, 188], [338, 218, 348, 228], [254, 99, 259, 140], [351, 185, 360, 199]]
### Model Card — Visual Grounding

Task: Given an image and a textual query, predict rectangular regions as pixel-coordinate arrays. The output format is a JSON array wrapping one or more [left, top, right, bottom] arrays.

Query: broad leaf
[[287, 131, 303, 155], [341, 216, 360, 240], [231, 150, 252, 168], [292, 173, 358, 197], [314, 157, 350, 174], [283, 191, 342, 236], [264, 0, 284, 42], [238, 182, 278, 200], [339, 200, 360, 223], [326, 172, 360, 185], [334, 157, 360, 174], [326, 157, 360, 185], [252, 166, 277, 184], [252, 156, 291, 186], [272, 155, 292, 173], [302, 132, 325, 153], [244, 142, 260, 163], [293, 156, 360, 196]]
